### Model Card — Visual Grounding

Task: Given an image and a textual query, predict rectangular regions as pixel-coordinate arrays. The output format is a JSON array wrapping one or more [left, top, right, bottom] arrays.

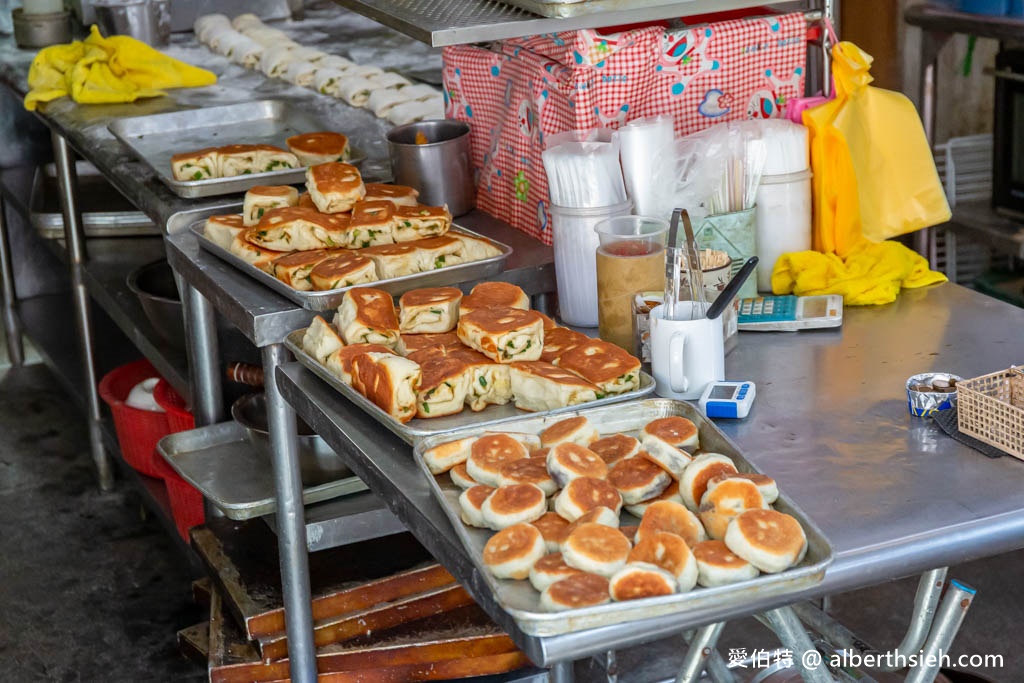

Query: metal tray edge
[[189, 221, 512, 311], [411, 399, 834, 636]]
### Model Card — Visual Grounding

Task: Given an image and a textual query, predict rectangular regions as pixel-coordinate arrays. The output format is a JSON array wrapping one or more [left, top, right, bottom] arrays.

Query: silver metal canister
[[906, 372, 962, 417], [93, 0, 170, 47], [386, 120, 476, 217]]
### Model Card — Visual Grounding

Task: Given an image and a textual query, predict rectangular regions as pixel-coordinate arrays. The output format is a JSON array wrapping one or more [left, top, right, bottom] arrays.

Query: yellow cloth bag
[[803, 41, 950, 257], [25, 26, 216, 111]]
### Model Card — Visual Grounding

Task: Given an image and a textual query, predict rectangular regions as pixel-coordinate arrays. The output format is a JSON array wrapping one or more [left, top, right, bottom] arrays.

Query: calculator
[[737, 295, 843, 332]]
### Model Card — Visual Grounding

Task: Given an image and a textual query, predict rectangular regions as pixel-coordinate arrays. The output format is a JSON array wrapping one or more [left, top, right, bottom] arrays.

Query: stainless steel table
[[276, 281, 1024, 680]]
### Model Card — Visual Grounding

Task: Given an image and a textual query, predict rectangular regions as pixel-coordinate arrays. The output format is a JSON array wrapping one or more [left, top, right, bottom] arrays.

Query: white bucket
[[754, 169, 813, 292], [549, 200, 632, 327]]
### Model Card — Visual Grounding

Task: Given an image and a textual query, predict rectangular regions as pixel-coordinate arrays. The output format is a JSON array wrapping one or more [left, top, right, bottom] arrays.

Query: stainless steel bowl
[[126, 260, 186, 350], [231, 393, 352, 480], [12, 8, 72, 49]]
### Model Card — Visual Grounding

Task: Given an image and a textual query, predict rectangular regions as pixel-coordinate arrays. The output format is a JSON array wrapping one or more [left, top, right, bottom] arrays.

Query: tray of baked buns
[[108, 101, 371, 198], [284, 281, 655, 444], [192, 161, 510, 310], [412, 399, 833, 636]]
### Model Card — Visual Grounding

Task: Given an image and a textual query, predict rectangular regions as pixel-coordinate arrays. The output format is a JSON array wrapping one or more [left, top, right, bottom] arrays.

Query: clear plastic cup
[[594, 216, 668, 350]]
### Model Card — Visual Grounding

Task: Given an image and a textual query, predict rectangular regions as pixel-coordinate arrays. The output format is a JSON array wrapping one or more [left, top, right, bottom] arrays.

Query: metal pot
[[12, 8, 72, 49], [231, 393, 351, 480], [126, 260, 186, 350]]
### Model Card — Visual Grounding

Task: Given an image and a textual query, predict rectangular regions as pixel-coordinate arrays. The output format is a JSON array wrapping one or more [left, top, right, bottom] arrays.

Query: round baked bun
[[589, 433, 640, 466], [467, 434, 529, 486], [482, 523, 546, 580], [530, 447, 550, 460], [636, 501, 706, 548], [698, 478, 766, 540], [491, 430, 541, 451], [628, 530, 698, 592], [540, 416, 598, 447], [554, 477, 623, 521], [423, 435, 475, 474], [609, 563, 677, 601], [707, 472, 779, 505], [532, 511, 571, 553], [482, 483, 547, 529], [565, 506, 620, 533], [498, 458, 558, 496], [450, 462, 479, 489], [608, 455, 672, 505], [639, 445, 691, 481], [724, 509, 807, 573], [458, 485, 494, 528], [562, 522, 631, 577], [529, 552, 585, 592], [539, 573, 610, 612], [679, 453, 738, 510], [641, 416, 700, 451], [546, 443, 608, 487], [692, 540, 760, 587], [624, 480, 683, 517]]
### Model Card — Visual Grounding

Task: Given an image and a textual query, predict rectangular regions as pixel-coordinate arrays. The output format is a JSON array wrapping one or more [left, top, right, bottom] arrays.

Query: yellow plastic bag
[[803, 41, 950, 257]]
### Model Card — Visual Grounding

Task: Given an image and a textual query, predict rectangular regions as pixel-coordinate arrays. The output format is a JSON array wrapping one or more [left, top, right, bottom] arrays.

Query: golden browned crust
[[364, 183, 419, 203], [417, 356, 469, 393], [562, 477, 622, 515], [309, 253, 374, 290], [508, 361, 598, 389], [400, 332, 464, 356], [563, 523, 631, 562], [350, 199, 394, 228], [532, 552, 584, 580], [286, 131, 349, 156], [271, 248, 344, 269], [543, 573, 610, 608], [400, 287, 462, 309], [461, 282, 529, 313], [498, 459, 553, 487], [345, 287, 400, 334], [329, 344, 396, 378], [207, 214, 245, 227], [464, 485, 495, 509], [638, 479, 680, 504], [628, 531, 692, 576], [701, 478, 764, 511], [589, 434, 639, 467], [351, 353, 414, 422], [638, 501, 703, 548], [486, 484, 545, 516], [253, 206, 351, 233], [297, 193, 316, 210], [555, 340, 641, 385], [643, 417, 698, 447], [309, 161, 364, 195], [247, 184, 298, 198], [608, 456, 668, 492], [361, 243, 418, 257], [469, 434, 529, 474], [686, 462, 738, 512], [539, 327, 589, 364], [540, 417, 590, 446], [460, 307, 543, 336], [482, 523, 542, 566], [549, 443, 608, 480], [731, 509, 805, 557], [171, 147, 219, 163], [610, 567, 675, 601], [531, 512, 571, 546], [692, 540, 749, 569]]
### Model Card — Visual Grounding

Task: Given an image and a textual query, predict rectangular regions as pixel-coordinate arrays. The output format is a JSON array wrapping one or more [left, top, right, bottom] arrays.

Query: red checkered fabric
[[443, 13, 807, 244]]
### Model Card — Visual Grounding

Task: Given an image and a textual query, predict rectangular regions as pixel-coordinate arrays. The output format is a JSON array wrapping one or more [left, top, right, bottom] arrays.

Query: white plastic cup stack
[[754, 120, 812, 292], [618, 116, 676, 220], [542, 132, 629, 327]]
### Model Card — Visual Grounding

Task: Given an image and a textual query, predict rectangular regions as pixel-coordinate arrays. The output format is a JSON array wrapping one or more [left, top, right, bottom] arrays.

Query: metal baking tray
[[191, 221, 511, 311], [497, 0, 686, 19], [108, 100, 369, 199], [285, 328, 656, 445], [157, 421, 367, 520], [30, 161, 159, 238], [412, 399, 834, 637]]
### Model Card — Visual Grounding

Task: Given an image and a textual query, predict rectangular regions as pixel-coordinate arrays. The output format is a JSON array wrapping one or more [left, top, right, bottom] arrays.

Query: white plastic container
[[754, 170, 812, 292], [549, 200, 632, 327]]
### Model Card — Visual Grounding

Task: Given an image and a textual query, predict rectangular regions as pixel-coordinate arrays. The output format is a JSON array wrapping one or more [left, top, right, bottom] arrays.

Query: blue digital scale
[[699, 381, 756, 419]]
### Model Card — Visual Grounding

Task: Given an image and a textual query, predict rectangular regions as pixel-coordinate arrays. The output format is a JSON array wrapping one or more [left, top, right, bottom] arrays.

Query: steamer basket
[[957, 365, 1024, 459]]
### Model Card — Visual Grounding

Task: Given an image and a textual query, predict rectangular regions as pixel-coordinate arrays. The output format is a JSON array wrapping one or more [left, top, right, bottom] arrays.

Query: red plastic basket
[[152, 457, 205, 541], [98, 359, 171, 478], [153, 379, 195, 432]]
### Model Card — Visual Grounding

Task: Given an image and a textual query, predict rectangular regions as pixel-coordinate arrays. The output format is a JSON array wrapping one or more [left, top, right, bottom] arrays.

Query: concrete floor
[[1, 358, 1019, 682]]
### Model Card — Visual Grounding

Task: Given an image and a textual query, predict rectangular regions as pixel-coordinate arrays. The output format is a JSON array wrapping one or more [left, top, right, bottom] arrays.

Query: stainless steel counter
[[276, 281, 1024, 665]]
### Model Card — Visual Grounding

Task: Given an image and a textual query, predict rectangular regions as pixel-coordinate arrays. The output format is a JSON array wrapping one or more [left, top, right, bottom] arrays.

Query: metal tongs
[[665, 208, 708, 321]]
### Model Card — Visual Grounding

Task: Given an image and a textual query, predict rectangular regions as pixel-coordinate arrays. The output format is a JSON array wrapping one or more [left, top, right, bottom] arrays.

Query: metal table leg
[[904, 580, 976, 683], [675, 622, 726, 683], [916, 29, 954, 266], [265, 344, 316, 683], [0, 195, 24, 367], [681, 629, 736, 683], [52, 131, 112, 491], [181, 280, 223, 426], [549, 659, 574, 683], [763, 607, 836, 683]]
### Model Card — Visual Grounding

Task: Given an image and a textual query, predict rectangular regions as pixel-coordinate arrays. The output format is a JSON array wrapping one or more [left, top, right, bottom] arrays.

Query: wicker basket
[[957, 365, 1024, 459]]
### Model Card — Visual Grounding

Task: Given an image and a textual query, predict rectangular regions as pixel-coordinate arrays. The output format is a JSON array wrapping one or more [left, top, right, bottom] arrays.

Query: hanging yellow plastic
[[803, 41, 950, 257]]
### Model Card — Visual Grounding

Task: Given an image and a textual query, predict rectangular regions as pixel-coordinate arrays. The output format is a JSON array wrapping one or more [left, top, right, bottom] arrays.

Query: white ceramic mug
[[650, 302, 725, 400]]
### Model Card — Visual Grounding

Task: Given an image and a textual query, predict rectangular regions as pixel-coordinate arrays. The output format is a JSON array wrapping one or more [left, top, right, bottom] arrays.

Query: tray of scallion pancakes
[[284, 281, 655, 443], [411, 401, 833, 636], [193, 141, 510, 310]]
